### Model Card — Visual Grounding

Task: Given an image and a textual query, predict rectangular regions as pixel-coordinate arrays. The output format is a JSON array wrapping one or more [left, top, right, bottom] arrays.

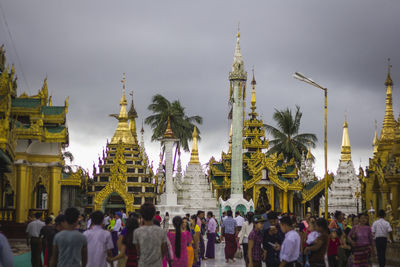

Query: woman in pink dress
[[168, 216, 192, 267]]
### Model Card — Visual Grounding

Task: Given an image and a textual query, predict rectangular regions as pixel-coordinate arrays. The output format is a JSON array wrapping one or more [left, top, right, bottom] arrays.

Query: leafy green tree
[[263, 105, 317, 166], [145, 94, 202, 154]]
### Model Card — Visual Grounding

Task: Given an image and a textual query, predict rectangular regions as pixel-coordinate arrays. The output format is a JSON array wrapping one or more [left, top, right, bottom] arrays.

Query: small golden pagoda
[[87, 74, 156, 213]]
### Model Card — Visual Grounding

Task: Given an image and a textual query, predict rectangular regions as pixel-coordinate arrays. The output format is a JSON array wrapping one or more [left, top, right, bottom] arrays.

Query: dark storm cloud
[[1, 0, 400, 173]]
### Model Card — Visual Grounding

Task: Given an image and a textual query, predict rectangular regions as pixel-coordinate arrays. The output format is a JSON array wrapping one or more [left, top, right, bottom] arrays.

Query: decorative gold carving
[[31, 167, 51, 193], [93, 142, 134, 213]]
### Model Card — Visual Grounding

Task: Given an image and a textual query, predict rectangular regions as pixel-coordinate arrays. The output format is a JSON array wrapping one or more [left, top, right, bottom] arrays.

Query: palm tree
[[62, 151, 74, 174], [263, 105, 317, 166], [145, 94, 202, 166]]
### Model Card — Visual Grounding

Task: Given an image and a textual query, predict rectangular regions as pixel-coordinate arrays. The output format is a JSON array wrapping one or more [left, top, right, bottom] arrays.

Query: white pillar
[[164, 139, 177, 205], [231, 80, 244, 198]]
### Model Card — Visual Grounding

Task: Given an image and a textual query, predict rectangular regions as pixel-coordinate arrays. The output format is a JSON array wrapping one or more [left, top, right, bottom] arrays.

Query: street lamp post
[[293, 72, 329, 219]]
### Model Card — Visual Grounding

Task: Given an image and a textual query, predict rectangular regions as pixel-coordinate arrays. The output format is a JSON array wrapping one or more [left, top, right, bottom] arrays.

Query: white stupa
[[176, 127, 218, 216]]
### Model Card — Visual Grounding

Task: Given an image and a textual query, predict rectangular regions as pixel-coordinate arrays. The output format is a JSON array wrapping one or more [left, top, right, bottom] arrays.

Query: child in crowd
[[327, 229, 341, 267], [305, 218, 319, 247]]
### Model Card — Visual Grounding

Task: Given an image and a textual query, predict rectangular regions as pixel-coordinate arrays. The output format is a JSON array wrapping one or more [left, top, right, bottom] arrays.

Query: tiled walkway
[[202, 242, 245, 267]]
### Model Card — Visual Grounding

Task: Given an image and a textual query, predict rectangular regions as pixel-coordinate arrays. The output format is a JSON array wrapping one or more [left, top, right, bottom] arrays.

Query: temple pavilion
[[208, 33, 332, 216], [0, 46, 81, 226], [86, 74, 156, 214]]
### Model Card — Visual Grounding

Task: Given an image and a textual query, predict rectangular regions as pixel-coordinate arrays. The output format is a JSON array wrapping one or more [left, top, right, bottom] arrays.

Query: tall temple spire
[[230, 27, 246, 79], [340, 117, 352, 162], [380, 59, 396, 144], [250, 68, 257, 113], [189, 126, 200, 164], [373, 120, 379, 154], [111, 73, 134, 144], [228, 27, 247, 198]]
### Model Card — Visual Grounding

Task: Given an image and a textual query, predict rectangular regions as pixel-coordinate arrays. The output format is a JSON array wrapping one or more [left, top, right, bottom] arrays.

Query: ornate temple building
[[176, 127, 218, 216], [322, 119, 360, 215], [0, 46, 80, 224], [359, 64, 400, 228], [87, 75, 156, 214], [208, 35, 332, 215]]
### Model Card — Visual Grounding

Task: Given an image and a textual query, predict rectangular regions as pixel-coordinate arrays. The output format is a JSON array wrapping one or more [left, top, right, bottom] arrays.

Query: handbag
[[234, 247, 243, 259]]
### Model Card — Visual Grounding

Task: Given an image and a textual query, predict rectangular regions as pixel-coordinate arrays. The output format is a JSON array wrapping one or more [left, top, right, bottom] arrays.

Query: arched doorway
[[102, 192, 125, 214], [35, 183, 47, 209], [257, 187, 269, 212]]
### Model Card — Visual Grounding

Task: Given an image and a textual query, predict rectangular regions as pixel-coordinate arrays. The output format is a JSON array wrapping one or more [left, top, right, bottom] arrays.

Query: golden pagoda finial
[[251, 67, 257, 112], [340, 116, 352, 162], [49, 95, 52, 106], [111, 74, 134, 144], [306, 142, 313, 160], [163, 117, 174, 138], [380, 60, 396, 143], [373, 120, 379, 154], [385, 58, 393, 87], [189, 126, 200, 164]]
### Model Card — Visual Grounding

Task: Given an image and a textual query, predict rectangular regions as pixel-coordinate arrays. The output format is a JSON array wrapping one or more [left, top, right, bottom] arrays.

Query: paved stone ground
[[8, 239, 30, 256], [9, 238, 397, 267]]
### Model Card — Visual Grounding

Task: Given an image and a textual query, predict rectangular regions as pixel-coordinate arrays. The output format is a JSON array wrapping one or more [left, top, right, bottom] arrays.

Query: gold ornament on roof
[[163, 117, 174, 139], [340, 117, 352, 162], [189, 126, 200, 164]]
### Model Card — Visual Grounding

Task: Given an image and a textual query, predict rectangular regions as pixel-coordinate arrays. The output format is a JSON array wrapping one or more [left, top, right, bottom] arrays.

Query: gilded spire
[[111, 73, 134, 144], [306, 143, 313, 160], [340, 117, 352, 162], [250, 68, 257, 112], [163, 117, 174, 139], [380, 60, 396, 143], [385, 58, 393, 86], [189, 126, 200, 164], [128, 91, 138, 141], [373, 120, 379, 154], [229, 25, 247, 80]]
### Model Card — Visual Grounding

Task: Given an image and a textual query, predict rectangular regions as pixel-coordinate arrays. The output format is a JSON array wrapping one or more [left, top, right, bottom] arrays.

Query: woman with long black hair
[[167, 216, 192, 267], [107, 217, 140, 267]]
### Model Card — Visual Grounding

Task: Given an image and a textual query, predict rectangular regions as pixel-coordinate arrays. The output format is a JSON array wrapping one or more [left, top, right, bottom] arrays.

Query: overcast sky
[[1, 0, 400, 177]]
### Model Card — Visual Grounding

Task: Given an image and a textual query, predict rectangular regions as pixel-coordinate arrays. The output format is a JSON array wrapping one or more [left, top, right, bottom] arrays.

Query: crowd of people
[[0, 203, 392, 267]]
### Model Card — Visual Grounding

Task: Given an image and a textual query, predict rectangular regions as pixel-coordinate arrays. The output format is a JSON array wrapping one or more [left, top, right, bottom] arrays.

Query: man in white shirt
[[234, 211, 245, 232], [26, 212, 45, 267], [279, 216, 300, 267], [372, 209, 394, 267], [103, 213, 110, 229]]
